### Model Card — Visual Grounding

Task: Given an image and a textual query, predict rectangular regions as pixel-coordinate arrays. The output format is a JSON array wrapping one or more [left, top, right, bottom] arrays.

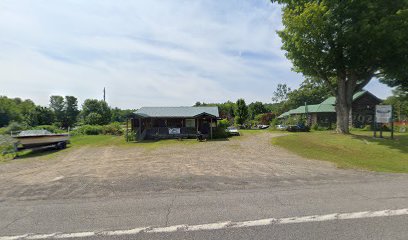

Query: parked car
[[226, 126, 240, 136], [257, 125, 270, 129], [276, 124, 287, 130], [286, 124, 310, 132]]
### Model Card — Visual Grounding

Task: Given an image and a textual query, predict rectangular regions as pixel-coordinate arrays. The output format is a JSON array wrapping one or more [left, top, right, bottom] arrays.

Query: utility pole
[[103, 87, 106, 102]]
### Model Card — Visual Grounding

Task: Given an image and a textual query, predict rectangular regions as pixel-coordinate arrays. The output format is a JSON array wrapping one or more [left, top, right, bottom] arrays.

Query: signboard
[[168, 128, 180, 135], [375, 105, 392, 123]]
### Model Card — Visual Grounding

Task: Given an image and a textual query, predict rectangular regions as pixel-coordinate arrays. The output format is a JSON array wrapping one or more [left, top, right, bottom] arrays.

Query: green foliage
[[0, 135, 17, 160], [217, 119, 230, 129], [71, 125, 103, 135], [49, 95, 79, 128], [270, 118, 279, 128], [32, 125, 64, 133], [283, 78, 332, 111], [4, 121, 26, 134], [235, 99, 249, 125], [195, 101, 236, 120], [82, 99, 111, 125], [85, 112, 103, 125], [285, 115, 306, 125], [111, 108, 135, 122], [0, 96, 35, 127], [273, 0, 408, 133], [49, 95, 65, 126], [71, 123, 123, 136], [63, 96, 80, 128], [272, 84, 291, 103], [102, 122, 124, 135], [255, 113, 276, 125], [212, 127, 229, 139], [26, 106, 55, 127], [384, 90, 408, 121], [248, 101, 268, 119]]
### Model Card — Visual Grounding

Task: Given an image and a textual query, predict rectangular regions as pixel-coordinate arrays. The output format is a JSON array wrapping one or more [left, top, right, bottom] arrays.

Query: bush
[[4, 121, 26, 134], [32, 125, 64, 133], [363, 124, 372, 131], [85, 113, 103, 125], [270, 118, 279, 129], [71, 125, 103, 135], [217, 119, 230, 129], [0, 135, 17, 159], [311, 123, 319, 131], [212, 127, 229, 139], [102, 122, 124, 135], [125, 131, 137, 141]]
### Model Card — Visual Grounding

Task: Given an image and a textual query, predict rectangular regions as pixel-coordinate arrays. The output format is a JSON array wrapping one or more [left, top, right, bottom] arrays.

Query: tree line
[[0, 95, 134, 129]]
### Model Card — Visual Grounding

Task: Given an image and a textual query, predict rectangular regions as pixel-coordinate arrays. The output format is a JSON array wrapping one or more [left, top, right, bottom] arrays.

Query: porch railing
[[145, 127, 198, 139]]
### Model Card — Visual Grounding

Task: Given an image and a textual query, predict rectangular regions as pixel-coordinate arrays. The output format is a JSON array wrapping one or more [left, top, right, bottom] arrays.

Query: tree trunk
[[335, 77, 354, 134]]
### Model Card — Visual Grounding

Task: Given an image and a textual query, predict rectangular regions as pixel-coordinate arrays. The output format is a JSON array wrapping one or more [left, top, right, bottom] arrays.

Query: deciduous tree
[[272, 0, 408, 133]]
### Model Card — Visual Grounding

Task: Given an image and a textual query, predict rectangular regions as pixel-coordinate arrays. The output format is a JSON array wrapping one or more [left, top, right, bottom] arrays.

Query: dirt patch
[[0, 132, 385, 201]]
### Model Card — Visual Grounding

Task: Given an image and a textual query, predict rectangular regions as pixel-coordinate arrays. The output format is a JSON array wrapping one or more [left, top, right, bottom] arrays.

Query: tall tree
[[63, 96, 79, 128], [272, 84, 291, 103], [272, 0, 408, 133], [82, 99, 111, 125], [26, 106, 55, 126], [235, 99, 249, 125], [284, 78, 332, 110], [49, 96, 65, 126], [248, 101, 268, 119]]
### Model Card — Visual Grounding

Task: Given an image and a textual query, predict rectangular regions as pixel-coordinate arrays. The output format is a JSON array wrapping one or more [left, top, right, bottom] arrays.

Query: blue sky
[[0, 0, 392, 109]]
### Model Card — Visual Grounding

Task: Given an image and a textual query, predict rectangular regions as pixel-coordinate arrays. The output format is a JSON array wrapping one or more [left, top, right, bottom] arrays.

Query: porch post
[[126, 117, 129, 142], [210, 118, 213, 139], [138, 118, 142, 140]]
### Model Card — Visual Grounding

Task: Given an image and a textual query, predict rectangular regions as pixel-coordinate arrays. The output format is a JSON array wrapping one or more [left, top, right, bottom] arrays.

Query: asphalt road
[[1, 174, 408, 240]]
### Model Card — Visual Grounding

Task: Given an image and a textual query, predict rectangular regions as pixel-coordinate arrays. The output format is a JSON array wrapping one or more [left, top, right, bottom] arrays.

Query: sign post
[[375, 105, 393, 139]]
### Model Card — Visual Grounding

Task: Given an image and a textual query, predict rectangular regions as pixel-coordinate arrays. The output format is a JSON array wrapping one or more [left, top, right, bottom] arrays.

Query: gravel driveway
[[0, 132, 390, 201]]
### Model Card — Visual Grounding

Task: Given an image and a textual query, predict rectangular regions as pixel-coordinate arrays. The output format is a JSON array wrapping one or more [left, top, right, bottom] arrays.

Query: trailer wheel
[[56, 141, 67, 149]]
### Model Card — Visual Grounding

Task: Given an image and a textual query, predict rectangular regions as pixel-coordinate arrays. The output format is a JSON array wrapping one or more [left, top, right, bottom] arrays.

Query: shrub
[[125, 131, 137, 141], [4, 121, 26, 134], [0, 135, 17, 159], [212, 127, 229, 139], [217, 119, 230, 129], [270, 118, 279, 129], [32, 125, 64, 133], [311, 123, 319, 131], [84, 113, 103, 125], [363, 124, 372, 131], [71, 125, 103, 135], [102, 122, 124, 135]]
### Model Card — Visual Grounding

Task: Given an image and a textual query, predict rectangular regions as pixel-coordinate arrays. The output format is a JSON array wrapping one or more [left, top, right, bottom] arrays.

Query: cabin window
[[186, 119, 195, 128]]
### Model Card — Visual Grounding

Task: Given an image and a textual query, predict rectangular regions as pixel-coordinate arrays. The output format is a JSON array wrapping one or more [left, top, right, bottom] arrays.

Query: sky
[[0, 0, 393, 109]]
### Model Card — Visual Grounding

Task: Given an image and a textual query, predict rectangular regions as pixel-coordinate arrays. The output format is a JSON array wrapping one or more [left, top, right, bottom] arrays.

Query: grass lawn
[[272, 131, 408, 173]]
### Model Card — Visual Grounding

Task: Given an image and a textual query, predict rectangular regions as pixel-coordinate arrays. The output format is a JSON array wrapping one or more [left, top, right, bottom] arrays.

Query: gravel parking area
[[0, 132, 388, 201]]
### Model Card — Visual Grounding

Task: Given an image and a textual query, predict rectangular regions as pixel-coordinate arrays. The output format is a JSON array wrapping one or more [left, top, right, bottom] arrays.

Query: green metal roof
[[134, 106, 219, 118], [278, 103, 335, 118], [320, 90, 367, 105]]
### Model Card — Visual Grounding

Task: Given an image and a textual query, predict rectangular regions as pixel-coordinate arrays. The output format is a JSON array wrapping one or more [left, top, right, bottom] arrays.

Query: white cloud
[[0, 0, 390, 108]]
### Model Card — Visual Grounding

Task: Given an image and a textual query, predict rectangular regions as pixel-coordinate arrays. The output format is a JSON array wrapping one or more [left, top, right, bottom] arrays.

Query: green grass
[[272, 131, 408, 173], [70, 135, 128, 147]]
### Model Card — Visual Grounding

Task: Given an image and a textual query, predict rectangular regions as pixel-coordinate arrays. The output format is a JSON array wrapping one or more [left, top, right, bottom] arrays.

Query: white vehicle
[[276, 124, 287, 130], [226, 126, 240, 136]]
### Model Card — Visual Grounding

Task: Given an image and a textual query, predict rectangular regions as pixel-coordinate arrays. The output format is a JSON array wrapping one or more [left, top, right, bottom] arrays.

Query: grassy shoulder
[[272, 130, 408, 173]]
